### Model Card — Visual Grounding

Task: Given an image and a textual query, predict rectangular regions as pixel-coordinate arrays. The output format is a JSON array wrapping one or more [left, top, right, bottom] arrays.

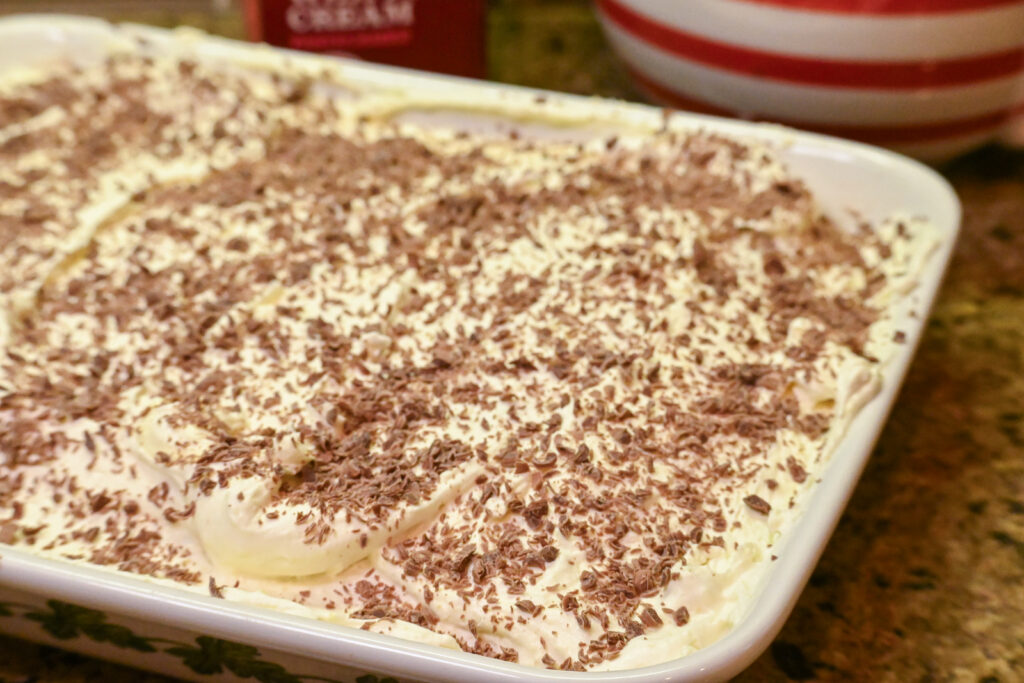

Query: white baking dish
[[0, 14, 959, 683]]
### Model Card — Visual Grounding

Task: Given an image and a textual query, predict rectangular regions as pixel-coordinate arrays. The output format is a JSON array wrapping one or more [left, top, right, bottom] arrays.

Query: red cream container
[[243, 0, 487, 78]]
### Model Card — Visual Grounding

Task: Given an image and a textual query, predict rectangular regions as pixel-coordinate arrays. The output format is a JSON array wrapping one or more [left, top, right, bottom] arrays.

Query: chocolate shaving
[[786, 456, 808, 484], [743, 495, 772, 515]]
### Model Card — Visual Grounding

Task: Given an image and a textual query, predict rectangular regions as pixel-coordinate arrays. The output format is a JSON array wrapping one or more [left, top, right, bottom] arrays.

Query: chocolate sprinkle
[[744, 495, 772, 516]]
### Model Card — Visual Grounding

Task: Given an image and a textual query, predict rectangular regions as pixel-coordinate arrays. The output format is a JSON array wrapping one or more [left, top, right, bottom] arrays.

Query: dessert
[[0, 51, 933, 670]]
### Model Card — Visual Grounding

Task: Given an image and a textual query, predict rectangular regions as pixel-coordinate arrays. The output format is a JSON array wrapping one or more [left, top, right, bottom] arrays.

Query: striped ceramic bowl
[[596, 0, 1024, 161]]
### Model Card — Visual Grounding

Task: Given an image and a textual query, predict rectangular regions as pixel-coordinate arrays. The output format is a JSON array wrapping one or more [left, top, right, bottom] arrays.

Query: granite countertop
[[1, 2, 1022, 681]]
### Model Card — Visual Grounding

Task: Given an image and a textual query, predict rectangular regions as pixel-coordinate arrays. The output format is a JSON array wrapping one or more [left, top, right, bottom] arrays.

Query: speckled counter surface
[[1, 2, 1022, 681]]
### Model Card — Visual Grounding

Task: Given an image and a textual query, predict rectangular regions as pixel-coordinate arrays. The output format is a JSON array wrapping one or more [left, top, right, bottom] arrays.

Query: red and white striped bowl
[[596, 0, 1024, 160]]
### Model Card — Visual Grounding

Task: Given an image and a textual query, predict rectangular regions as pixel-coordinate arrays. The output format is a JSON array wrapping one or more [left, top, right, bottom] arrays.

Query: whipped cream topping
[[0, 52, 934, 670]]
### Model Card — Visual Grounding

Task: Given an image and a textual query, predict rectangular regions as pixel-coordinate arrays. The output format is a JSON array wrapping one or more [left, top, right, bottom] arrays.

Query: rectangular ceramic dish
[[0, 14, 959, 683]]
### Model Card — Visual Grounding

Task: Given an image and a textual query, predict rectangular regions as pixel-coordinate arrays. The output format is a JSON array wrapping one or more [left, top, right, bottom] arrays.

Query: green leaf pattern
[[0, 599, 385, 682], [26, 600, 156, 652], [165, 636, 302, 683]]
